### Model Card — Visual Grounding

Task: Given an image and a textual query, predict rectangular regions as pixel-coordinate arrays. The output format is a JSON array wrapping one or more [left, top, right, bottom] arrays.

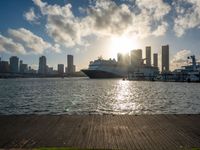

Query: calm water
[[0, 77, 200, 115]]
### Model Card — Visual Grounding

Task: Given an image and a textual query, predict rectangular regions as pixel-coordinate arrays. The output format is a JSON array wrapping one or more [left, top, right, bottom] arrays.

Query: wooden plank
[[0, 114, 200, 150]]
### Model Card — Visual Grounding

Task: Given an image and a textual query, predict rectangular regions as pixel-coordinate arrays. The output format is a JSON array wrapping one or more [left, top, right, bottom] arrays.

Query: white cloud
[[0, 34, 26, 54], [8, 28, 51, 54], [0, 28, 61, 54], [24, 8, 39, 24], [152, 22, 168, 36], [32, 0, 171, 48], [33, 0, 46, 8], [173, 0, 200, 37], [171, 50, 192, 70]]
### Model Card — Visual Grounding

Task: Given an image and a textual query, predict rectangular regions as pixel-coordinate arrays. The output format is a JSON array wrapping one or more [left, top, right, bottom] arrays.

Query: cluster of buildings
[[117, 45, 169, 72], [38, 55, 76, 75], [0, 56, 36, 74], [116, 45, 169, 80], [0, 54, 76, 76]]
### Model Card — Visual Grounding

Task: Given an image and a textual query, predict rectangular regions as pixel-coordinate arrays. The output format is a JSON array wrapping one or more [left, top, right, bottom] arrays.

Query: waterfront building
[[146, 46, 151, 66], [153, 53, 158, 67], [47, 67, 56, 75], [65, 67, 68, 74], [38, 56, 47, 74], [19, 60, 28, 73], [162, 45, 169, 72], [9, 56, 19, 73], [73, 65, 76, 73], [0, 61, 9, 73], [58, 64, 64, 74], [27, 66, 37, 74], [130, 49, 142, 66], [67, 55, 75, 74], [117, 53, 130, 66]]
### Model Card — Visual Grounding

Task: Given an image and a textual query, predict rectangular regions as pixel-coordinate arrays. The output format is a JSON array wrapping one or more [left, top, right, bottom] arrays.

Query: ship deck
[[0, 114, 200, 150]]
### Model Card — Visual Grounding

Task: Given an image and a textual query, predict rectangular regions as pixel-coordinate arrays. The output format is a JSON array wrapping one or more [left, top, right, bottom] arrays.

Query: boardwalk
[[0, 114, 200, 150]]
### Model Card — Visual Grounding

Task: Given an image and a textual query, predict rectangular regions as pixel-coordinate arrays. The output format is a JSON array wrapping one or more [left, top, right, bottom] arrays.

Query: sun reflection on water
[[112, 80, 138, 114]]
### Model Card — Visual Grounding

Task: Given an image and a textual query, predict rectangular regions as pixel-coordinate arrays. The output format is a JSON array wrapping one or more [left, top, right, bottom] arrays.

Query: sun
[[109, 35, 139, 57]]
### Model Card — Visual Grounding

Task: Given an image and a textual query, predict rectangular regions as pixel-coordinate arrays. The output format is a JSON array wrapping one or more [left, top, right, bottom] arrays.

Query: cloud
[[0, 28, 61, 54], [170, 50, 192, 70], [32, 0, 171, 48], [8, 28, 51, 54], [0, 34, 26, 54], [173, 0, 200, 37], [24, 8, 39, 24]]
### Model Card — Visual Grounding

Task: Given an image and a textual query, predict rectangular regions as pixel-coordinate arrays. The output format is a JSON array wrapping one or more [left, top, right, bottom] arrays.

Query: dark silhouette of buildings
[[66, 55, 75, 74], [162, 45, 169, 72], [19, 60, 28, 73], [146, 46, 151, 66], [130, 49, 142, 66], [153, 53, 158, 67], [9, 56, 19, 73], [117, 53, 130, 66], [58, 64, 64, 74], [0, 61, 9, 73], [38, 56, 47, 74]]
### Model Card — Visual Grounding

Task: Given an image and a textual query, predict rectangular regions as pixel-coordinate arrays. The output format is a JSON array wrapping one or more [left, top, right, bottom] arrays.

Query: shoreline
[[0, 114, 200, 149]]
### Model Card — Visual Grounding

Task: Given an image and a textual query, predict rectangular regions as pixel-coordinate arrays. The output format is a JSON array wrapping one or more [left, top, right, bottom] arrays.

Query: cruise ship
[[172, 55, 200, 82], [81, 58, 128, 78]]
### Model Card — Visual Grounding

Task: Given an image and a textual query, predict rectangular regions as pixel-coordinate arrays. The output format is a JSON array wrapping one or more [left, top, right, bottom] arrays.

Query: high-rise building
[[47, 67, 54, 75], [73, 65, 76, 73], [58, 64, 64, 74], [9, 56, 19, 73], [153, 53, 158, 67], [67, 55, 74, 74], [117, 53, 130, 66], [162, 45, 169, 72], [117, 53, 123, 64], [130, 49, 142, 66], [19, 60, 23, 73], [0, 61, 9, 73], [19, 60, 28, 73], [146, 46, 151, 66], [38, 56, 47, 74]]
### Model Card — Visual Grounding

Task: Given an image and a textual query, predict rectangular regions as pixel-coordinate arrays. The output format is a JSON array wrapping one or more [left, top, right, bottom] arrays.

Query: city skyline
[[0, 54, 76, 75], [1, 0, 200, 71]]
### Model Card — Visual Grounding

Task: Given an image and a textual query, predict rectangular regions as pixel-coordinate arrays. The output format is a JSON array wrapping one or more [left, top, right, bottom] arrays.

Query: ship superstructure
[[172, 55, 200, 82], [81, 58, 128, 78]]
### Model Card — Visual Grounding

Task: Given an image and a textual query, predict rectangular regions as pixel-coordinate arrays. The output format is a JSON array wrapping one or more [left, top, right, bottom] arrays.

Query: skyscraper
[[19, 60, 28, 73], [117, 53, 130, 66], [162, 45, 169, 72], [0, 61, 9, 73], [146, 46, 151, 66], [67, 55, 74, 74], [130, 49, 142, 66], [38, 56, 47, 74], [117, 53, 123, 64], [9, 56, 19, 73], [58, 64, 64, 74], [153, 53, 158, 67]]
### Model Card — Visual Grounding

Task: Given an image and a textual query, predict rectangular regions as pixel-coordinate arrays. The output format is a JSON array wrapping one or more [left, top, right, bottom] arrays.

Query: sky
[[0, 0, 200, 71]]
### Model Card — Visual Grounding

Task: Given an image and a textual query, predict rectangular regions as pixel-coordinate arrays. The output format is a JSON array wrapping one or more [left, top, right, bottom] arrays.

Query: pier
[[0, 114, 200, 149]]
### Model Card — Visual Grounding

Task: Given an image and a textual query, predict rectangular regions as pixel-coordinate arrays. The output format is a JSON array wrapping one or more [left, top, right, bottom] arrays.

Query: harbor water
[[0, 77, 200, 115]]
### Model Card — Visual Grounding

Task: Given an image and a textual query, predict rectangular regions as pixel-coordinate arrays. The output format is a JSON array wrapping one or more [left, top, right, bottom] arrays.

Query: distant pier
[[0, 114, 200, 149]]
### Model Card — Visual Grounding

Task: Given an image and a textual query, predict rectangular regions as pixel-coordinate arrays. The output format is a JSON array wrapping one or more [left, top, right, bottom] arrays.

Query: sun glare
[[109, 36, 139, 57]]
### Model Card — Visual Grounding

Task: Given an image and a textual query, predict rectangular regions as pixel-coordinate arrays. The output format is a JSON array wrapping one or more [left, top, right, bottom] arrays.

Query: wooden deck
[[0, 114, 200, 150]]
